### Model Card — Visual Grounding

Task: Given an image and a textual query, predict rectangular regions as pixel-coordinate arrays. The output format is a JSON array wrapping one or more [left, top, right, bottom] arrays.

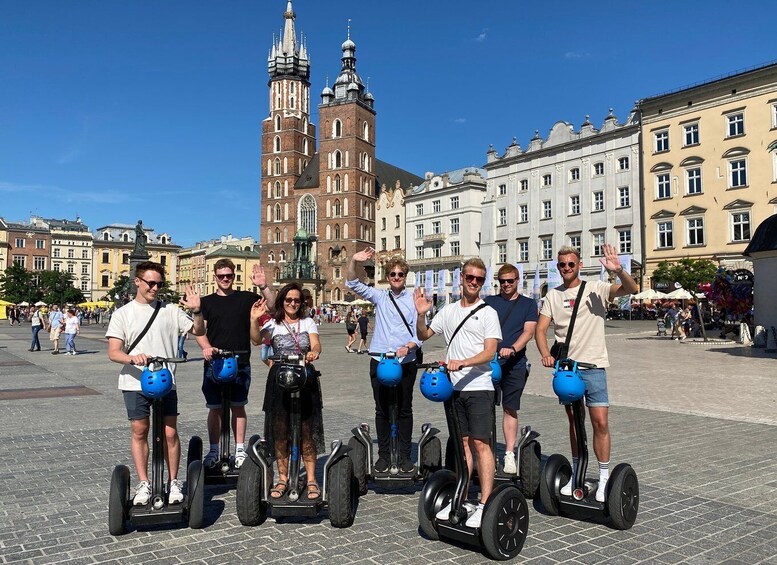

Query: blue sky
[[1, 1, 773, 247]]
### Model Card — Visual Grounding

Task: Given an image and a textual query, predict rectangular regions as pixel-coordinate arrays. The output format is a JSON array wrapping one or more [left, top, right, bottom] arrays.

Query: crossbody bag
[[550, 281, 586, 360]]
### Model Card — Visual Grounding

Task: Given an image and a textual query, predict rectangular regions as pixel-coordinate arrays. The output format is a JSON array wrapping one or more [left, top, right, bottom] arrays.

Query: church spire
[[282, 1, 296, 55], [268, 0, 309, 81]]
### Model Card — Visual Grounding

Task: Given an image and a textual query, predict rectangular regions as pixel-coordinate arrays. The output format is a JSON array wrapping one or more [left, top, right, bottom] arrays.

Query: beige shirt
[[540, 280, 613, 368]]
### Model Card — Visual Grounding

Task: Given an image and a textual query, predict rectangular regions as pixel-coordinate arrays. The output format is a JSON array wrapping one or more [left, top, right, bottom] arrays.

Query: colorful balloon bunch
[[701, 268, 753, 316]]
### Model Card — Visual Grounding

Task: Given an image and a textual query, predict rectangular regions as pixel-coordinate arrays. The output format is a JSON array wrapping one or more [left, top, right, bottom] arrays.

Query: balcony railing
[[422, 232, 447, 243]]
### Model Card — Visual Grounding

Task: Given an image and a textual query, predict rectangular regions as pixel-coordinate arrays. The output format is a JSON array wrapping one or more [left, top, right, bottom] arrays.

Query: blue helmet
[[210, 356, 238, 382], [140, 366, 173, 399], [490, 354, 502, 384], [552, 362, 586, 403], [376, 355, 403, 387], [419, 366, 453, 402]]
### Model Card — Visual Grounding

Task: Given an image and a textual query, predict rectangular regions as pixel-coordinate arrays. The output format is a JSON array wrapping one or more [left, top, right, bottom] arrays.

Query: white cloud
[[475, 28, 488, 42], [0, 180, 135, 205], [452, 117, 467, 124], [564, 51, 591, 59]]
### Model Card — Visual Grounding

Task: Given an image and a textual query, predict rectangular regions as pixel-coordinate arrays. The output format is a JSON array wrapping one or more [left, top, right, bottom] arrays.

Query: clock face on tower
[[335, 85, 346, 98]]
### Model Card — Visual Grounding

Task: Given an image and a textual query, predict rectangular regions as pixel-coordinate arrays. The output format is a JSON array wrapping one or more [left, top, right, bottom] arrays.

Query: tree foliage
[[0, 264, 36, 303], [652, 258, 718, 291], [0, 266, 85, 305], [39, 271, 84, 305]]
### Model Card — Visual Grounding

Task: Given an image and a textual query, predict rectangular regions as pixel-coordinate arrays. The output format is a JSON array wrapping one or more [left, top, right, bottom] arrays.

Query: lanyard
[[282, 319, 301, 353]]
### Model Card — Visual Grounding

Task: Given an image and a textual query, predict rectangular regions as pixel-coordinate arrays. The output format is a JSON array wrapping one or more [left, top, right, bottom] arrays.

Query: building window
[[542, 174, 552, 186], [592, 233, 605, 256], [54, 248, 61, 258], [498, 208, 507, 226], [687, 217, 705, 246], [415, 246, 423, 259], [34, 256, 46, 270], [730, 159, 747, 187], [657, 221, 673, 249], [395, 215, 400, 228], [498, 184, 507, 196], [416, 203, 423, 216], [81, 281, 89, 291], [81, 249, 88, 259], [380, 237, 387, 251], [450, 196, 459, 209], [333, 119, 342, 138], [334, 267, 341, 279], [655, 130, 669, 152], [657, 173, 671, 199], [498, 243, 507, 263], [122, 253, 129, 264], [334, 175, 341, 193], [518, 241, 529, 262], [450, 218, 460, 234], [394, 235, 401, 249], [594, 162, 604, 176], [727, 112, 744, 137], [381, 217, 386, 231], [541, 238, 553, 260], [15, 238, 24, 248], [300, 194, 316, 234], [731, 211, 751, 242], [684, 123, 699, 146], [687, 167, 702, 194], [67, 249, 74, 258], [618, 230, 632, 253], [101, 275, 109, 287], [570, 195, 580, 215], [570, 168, 580, 181], [81, 264, 89, 275], [618, 186, 630, 208], [433, 200, 441, 213], [450, 241, 460, 256], [519, 204, 528, 223], [274, 136, 281, 152], [416, 224, 424, 239], [13, 255, 26, 267], [432, 220, 441, 234], [36, 240, 45, 249], [520, 179, 529, 191], [102, 251, 109, 263], [275, 229, 281, 243], [618, 156, 630, 170], [67, 264, 74, 274], [432, 244, 442, 258], [569, 234, 581, 253], [593, 191, 604, 212], [542, 201, 552, 219]]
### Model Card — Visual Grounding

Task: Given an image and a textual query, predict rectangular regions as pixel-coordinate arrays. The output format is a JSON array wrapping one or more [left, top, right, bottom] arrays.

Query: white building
[[30, 216, 94, 299], [481, 110, 642, 294], [374, 180, 407, 289], [405, 168, 486, 300]]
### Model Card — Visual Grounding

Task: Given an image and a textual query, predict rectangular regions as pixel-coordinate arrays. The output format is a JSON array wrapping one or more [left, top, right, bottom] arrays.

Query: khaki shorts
[[50, 327, 62, 341]]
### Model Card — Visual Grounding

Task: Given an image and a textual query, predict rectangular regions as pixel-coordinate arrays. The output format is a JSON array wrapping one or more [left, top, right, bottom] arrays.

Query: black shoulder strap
[[448, 302, 488, 349], [126, 300, 162, 355], [388, 291, 414, 337], [563, 281, 586, 350]]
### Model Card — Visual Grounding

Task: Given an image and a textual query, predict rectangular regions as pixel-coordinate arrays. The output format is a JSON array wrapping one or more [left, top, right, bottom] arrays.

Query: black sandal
[[270, 479, 288, 499]]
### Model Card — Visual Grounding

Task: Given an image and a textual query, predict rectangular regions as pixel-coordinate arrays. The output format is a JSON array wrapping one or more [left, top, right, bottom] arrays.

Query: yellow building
[[374, 179, 408, 289], [176, 236, 257, 296], [638, 62, 777, 289]]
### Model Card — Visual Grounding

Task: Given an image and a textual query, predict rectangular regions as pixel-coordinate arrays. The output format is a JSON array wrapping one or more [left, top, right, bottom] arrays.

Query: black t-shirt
[[200, 290, 261, 364], [358, 315, 369, 333]]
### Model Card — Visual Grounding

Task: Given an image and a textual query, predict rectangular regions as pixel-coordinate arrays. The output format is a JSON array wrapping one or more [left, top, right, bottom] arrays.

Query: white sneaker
[[596, 477, 608, 502], [465, 504, 484, 528], [133, 481, 151, 505], [503, 451, 516, 474], [204, 451, 219, 469], [168, 479, 184, 504], [435, 501, 476, 521], [560, 476, 574, 496], [234, 450, 247, 469]]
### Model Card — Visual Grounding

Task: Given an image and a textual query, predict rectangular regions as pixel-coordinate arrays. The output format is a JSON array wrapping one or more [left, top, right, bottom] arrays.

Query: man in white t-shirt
[[106, 261, 205, 506], [415, 257, 502, 528], [535, 244, 637, 502]]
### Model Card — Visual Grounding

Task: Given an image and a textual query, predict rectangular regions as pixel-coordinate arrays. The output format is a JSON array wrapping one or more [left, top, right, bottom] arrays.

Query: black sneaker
[[400, 458, 416, 473], [374, 457, 389, 473]]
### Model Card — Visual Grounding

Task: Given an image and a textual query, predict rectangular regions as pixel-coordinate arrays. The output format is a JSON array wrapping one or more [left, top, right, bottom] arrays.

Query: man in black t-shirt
[[196, 258, 273, 469], [356, 312, 371, 353]]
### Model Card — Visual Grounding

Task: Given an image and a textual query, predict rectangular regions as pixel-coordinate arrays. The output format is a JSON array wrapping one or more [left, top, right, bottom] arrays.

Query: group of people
[[21, 304, 82, 355], [105, 241, 637, 525]]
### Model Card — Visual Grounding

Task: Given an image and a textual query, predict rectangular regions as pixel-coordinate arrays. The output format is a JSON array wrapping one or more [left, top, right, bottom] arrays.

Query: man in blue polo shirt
[[346, 248, 423, 473]]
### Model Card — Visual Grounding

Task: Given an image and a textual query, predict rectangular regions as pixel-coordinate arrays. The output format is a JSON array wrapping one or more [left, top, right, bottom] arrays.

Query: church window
[[274, 136, 281, 152], [275, 115, 281, 131], [333, 120, 342, 138], [334, 151, 342, 168], [300, 194, 316, 234], [334, 174, 342, 193], [274, 158, 281, 175]]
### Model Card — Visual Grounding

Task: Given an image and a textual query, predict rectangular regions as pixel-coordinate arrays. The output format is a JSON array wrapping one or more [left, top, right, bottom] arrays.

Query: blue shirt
[[484, 294, 538, 360], [345, 279, 422, 363], [48, 310, 63, 327]]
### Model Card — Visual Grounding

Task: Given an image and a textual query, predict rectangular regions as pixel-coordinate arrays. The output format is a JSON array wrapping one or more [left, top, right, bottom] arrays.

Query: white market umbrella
[[34, 301, 47, 306], [666, 288, 694, 300], [18, 301, 29, 306], [633, 289, 669, 300]]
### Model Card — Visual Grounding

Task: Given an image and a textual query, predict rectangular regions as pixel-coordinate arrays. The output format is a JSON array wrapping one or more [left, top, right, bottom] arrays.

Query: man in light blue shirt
[[48, 304, 64, 354], [346, 248, 422, 473]]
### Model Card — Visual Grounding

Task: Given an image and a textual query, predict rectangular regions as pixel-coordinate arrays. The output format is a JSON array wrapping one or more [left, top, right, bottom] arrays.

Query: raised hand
[[251, 263, 267, 287], [414, 287, 432, 315], [352, 247, 374, 263], [250, 298, 268, 322], [180, 285, 201, 312], [598, 243, 621, 272]]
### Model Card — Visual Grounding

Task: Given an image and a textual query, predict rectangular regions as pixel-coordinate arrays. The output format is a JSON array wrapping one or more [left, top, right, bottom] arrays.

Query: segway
[[349, 352, 442, 494], [236, 353, 357, 528], [188, 350, 260, 486], [417, 363, 529, 560], [108, 356, 205, 535], [539, 359, 639, 530]]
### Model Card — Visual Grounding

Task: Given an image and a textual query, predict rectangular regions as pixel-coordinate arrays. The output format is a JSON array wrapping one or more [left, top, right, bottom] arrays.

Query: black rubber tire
[[236, 449, 268, 526], [539, 453, 570, 516], [247, 434, 262, 448], [417, 469, 456, 541], [328, 456, 357, 528], [419, 436, 442, 480], [481, 487, 530, 560], [347, 437, 368, 496], [607, 463, 639, 530], [187, 436, 203, 470], [108, 465, 130, 536], [187, 460, 205, 529], [518, 439, 542, 499]]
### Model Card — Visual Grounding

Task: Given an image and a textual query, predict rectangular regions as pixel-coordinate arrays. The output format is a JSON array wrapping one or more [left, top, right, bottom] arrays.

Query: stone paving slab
[[0, 320, 776, 563]]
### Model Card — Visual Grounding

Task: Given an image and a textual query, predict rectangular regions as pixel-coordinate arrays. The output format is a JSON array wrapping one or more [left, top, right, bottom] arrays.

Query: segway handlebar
[[417, 361, 446, 370], [212, 349, 248, 359], [131, 356, 188, 365], [557, 358, 597, 370], [266, 353, 306, 363], [367, 351, 396, 358]]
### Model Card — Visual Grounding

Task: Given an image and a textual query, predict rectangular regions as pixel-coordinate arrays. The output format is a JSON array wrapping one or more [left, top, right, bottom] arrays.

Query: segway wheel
[[328, 455, 357, 528], [247, 434, 262, 448], [187, 436, 203, 469], [417, 469, 456, 540], [607, 463, 639, 530], [539, 453, 570, 516], [518, 439, 541, 499], [481, 487, 529, 561], [187, 460, 205, 529], [108, 465, 130, 536], [236, 449, 268, 526], [347, 437, 368, 496], [419, 436, 442, 480]]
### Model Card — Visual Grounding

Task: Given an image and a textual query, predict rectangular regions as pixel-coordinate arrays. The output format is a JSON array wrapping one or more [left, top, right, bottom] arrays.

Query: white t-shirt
[[262, 317, 318, 355], [64, 316, 79, 335], [429, 300, 502, 391], [105, 300, 194, 391]]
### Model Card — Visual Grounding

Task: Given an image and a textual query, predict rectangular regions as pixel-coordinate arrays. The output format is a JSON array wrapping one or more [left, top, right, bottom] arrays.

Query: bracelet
[[192, 309, 201, 315], [510, 346, 516, 353], [259, 285, 267, 290]]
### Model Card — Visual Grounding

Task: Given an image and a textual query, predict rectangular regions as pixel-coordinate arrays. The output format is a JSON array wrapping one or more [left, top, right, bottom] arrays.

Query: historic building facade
[[482, 110, 641, 293], [638, 62, 777, 289], [0, 219, 9, 274], [5, 221, 50, 283], [176, 235, 258, 296], [29, 216, 93, 298], [374, 180, 408, 289]]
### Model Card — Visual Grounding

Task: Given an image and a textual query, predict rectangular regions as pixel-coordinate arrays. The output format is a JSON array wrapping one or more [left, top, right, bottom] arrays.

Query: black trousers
[[369, 358, 418, 460]]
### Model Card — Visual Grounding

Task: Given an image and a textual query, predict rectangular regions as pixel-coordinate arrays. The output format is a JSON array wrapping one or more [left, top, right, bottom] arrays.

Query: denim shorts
[[202, 364, 251, 409], [579, 368, 609, 407]]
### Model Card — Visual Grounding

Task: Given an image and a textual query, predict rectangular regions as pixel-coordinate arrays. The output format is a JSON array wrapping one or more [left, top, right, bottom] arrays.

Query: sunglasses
[[284, 298, 302, 304], [388, 271, 406, 279], [498, 278, 516, 285], [215, 273, 235, 280], [557, 262, 578, 269], [138, 277, 163, 289], [464, 274, 486, 285]]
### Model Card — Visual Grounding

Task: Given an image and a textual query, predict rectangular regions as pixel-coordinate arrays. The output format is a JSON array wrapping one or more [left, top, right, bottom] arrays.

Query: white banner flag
[[546, 261, 562, 288], [437, 269, 447, 297], [599, 263, 607, 281], [515, 263, 525, 295], [532, 265, 541, 308], [482, 264, 494, 298], [452, 268, 461, 301], [425, 270, 434, 296]]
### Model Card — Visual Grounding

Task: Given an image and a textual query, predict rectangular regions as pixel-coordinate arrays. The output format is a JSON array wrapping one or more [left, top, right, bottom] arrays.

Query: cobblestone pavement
[[1, 319, 776, 564]]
